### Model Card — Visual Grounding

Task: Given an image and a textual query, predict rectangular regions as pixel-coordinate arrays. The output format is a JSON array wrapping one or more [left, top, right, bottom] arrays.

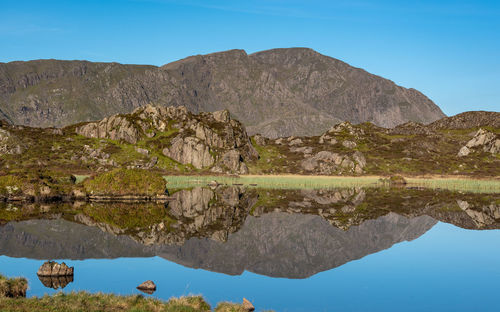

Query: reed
[[164, 175, 500, 193]]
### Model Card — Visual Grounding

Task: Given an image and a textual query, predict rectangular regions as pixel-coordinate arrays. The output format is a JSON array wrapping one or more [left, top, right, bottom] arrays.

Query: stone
[[137, 280, 156, 294], [213, 110, 231, 123], [163, 136, 214, 169], [253, 134, 267, 146], [288, 138, 303, 146], [457, 146, 470, 157], [76, 115, 140, 144], [352, 151, 366, 168], [460, 128, 499, 155], [37, 261, 74, 276], [135, 147, 149, 155], [242, 298, 255, 312], [214, 150, 249, 174], [342, 140, 357, 148]]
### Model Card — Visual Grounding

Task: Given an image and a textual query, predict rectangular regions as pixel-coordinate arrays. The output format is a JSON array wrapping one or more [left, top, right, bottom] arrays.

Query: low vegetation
[[0, 274, 27, 298], [165, 175, 500, 193], [0, 288, 262, 312], [83, 169, 166, 196]]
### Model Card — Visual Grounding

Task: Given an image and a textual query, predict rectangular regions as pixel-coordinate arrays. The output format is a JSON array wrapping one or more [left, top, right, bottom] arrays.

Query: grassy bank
[[164, 175, 500, 193], [0, 291, 263, 312]]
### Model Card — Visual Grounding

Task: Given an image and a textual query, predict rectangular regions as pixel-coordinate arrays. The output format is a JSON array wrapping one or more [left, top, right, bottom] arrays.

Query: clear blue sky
[[1, 0, 499, 115]]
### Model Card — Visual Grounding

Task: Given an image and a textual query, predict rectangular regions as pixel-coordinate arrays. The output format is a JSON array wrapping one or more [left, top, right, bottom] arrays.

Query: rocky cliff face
[[75, 104, 258, 173], [0, 48, 445, 137]]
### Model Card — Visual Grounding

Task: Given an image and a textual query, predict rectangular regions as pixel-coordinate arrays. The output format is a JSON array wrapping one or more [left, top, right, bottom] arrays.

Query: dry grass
[[0, 274, 27, 298], [0, 292, 211, 312]]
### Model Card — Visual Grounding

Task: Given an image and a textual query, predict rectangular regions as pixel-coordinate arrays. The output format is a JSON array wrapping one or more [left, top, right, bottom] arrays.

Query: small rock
[[288, 138, 303, 146], [275, 138, 284, 145], [137, 280, 156, 294], [242, 298, 255, 312], [207, 180, 219, 188], [135, 147, 150, 155], [342, 140, 357, 148], [457, 146, 470, 157]]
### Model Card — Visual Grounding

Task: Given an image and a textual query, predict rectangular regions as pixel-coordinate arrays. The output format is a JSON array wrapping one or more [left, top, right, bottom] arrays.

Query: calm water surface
[[1, 186, 499, 311]]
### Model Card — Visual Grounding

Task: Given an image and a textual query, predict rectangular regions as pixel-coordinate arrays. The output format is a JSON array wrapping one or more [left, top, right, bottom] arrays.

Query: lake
[[1, 186, 499, 311]]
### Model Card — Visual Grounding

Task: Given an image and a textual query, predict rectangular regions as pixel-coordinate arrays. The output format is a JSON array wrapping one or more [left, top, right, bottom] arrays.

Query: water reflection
[[0, 186, 499, 279], [38, 275, 74, 290]]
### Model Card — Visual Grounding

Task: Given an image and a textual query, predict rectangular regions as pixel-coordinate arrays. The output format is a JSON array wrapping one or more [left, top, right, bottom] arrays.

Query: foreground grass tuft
[[0, 274, 27, 298]]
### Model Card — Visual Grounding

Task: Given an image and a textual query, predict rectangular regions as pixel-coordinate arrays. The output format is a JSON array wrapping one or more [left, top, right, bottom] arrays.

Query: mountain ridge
[[0, 48, 445, 137]]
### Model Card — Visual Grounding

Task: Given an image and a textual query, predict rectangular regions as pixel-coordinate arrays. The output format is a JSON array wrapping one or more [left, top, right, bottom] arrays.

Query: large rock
[[212, 150, 249, 174], [76, 115, 140, 144], [458, 128, 500, 156], [0, 128, 22, 155], [163, 136, 214, 169], [37, 261, 74, 276], [301, 151, 366, 175]]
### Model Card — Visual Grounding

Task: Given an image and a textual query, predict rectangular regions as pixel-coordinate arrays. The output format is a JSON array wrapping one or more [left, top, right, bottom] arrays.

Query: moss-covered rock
[[83, 169, 166, 196]]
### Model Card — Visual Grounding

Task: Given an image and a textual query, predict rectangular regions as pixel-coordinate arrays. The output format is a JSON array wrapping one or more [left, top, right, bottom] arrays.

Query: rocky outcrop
[[76, 105, 258, 173], [458, 128, 499, 157], [37, 261, 74, 276], [300, 151, 366, 174], [0, 48, 445, 137], [0, 128, 22, 155]]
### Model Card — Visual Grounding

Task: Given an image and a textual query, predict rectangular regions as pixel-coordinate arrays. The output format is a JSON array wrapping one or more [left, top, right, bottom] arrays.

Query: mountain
[[0, 48, 445, 137]]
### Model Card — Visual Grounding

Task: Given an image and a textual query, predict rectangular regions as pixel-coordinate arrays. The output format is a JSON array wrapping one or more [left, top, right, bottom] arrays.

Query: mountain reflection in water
[[0, 186, 498, 279]]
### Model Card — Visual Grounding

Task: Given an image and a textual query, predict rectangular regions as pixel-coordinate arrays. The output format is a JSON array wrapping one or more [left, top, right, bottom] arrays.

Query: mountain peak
[[0, 48, 445, 137]]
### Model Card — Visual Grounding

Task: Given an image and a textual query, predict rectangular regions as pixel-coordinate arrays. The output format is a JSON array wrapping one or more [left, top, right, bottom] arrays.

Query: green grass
[[406, 178, 500, 193], [84, 169, 166, 196], [165, 175, 383, 190]]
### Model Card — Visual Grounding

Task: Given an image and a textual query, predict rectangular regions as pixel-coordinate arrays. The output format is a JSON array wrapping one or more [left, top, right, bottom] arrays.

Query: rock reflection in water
[[38, 275, 74, 290], [0, 186, 499, 279]]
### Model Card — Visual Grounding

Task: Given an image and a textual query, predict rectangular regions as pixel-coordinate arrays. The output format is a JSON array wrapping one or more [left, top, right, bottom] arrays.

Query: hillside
[[0, 108, 498, 202], [0, 48, 445, 137]]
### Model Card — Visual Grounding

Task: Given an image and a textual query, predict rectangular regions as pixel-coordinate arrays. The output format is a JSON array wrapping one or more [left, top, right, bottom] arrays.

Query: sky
[[1, 0, 499, 115]]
